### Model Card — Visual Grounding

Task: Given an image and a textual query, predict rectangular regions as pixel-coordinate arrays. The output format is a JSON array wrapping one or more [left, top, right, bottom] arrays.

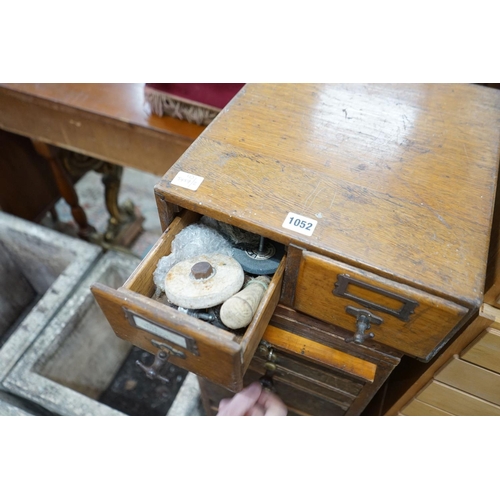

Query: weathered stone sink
[[3, 251, 142, 415], [0, 212, 101, 382]]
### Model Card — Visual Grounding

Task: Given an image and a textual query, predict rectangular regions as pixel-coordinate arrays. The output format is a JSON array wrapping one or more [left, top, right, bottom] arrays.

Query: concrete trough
[[0, 389, 55, 416], [0, 390, 34, 416], [0, 212, 101, 382], [3, 251, 142, 416]]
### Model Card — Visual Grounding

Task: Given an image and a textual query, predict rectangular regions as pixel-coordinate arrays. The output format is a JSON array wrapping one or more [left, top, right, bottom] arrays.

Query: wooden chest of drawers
[[389, 304, 500, 416], [92, 84, 500, 415]]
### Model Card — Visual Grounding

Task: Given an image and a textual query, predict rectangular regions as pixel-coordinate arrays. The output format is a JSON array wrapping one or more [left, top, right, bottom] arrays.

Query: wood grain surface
[[0, 83, 205, 176], [156, 83, 500, 304], [416, 380, 500, 416], [262, 325, 377, 382], [294, 250, 469, 359], [461, 327, 500, 374], [435, 356, 500, 405], [91, 209, 285, 391]]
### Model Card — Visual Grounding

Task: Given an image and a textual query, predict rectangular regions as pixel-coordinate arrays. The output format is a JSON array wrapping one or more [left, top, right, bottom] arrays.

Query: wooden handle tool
[[220, 276, 271, 329]]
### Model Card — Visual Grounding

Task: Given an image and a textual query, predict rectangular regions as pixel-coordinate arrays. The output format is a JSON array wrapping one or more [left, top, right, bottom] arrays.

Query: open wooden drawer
[[91, 210, 285, 392]]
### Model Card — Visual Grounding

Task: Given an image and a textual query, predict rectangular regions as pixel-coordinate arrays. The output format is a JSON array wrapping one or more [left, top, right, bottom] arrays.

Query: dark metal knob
[[136, 350, 170, 383], [259, 347, 277, 391], [191, 261, 214, 280], [345, 306, 383, 344]]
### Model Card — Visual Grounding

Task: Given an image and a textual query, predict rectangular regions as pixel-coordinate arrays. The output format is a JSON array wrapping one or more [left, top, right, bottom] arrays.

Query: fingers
[[216, 382, 287, 416], [245, 404, 265, 416], [257, 389, 288, 416], [216, 382, 263, 416]]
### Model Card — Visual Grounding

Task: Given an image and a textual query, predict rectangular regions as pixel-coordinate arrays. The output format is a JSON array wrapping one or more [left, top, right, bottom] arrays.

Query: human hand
[[217, 381, 287, 416]]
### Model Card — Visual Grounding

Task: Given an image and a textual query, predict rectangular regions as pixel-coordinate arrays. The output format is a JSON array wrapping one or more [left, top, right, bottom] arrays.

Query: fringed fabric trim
[[144, 87, 220, 126]]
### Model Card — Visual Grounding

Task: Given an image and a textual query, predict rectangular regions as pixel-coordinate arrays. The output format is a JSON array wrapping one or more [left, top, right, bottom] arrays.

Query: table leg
[[31, 140, 97, 240], [96, 162, 144, 247]]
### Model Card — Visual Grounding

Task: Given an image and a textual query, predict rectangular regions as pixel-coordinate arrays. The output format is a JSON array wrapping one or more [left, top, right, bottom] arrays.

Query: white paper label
[[282, 212, 318, 236], [171, 171, 204, 191], [132, 315, 188, 349]]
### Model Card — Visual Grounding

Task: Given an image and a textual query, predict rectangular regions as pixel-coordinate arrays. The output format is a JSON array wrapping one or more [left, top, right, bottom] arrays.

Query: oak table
[[0, 83, 204, 243]]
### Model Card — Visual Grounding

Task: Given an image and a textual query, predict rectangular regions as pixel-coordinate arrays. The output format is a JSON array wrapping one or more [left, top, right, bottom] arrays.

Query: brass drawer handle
[[345, 306, 383, 344], [333, 274, 418, 322], [258, 342, 278, 391]]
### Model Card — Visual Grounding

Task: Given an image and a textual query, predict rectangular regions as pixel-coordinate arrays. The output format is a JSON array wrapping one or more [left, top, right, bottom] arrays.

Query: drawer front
[[293, 251, 469, 360], [400, 399, 452, 416], [198, 372, 347, 416], [416, 380, 500, 416], [243, 368, 347, 416], [461, 327, 500, 374], [254, 325, 393, 415], [250, 350, 361, 411], [91, 210, 285, 392], [262, 325, 377, 382], [435, 357, 500, 406]]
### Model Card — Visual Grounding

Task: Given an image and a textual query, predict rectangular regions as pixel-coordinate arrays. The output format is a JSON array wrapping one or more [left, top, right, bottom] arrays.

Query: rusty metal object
[[191, 261, 214, 280], [136, 350, 171, 383], [345, 306, 383, 344]]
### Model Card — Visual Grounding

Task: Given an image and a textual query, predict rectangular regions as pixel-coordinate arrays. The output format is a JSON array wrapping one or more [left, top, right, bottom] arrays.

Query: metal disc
[[164, 254, 244, 309], [232, 241, 285, 275]]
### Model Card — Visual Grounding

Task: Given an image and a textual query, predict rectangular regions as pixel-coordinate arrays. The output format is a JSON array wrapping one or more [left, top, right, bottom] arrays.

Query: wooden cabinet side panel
[[239, 258, 285, 373]]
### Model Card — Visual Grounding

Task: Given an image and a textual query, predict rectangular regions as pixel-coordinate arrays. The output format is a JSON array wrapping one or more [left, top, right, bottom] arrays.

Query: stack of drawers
[[386, 304, 500, 416], [92, 84, 500, 415]]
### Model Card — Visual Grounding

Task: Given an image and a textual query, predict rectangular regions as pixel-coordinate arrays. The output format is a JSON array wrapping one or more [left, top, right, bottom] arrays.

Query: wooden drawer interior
[[91, 210, 285, 392], [293, 251, 469, 360]]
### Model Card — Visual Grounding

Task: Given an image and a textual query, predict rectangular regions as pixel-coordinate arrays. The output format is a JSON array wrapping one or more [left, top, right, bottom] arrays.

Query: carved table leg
[[32, 142, 144, 249], [31, 141, 97, 240], [97, 162, 145, 247]]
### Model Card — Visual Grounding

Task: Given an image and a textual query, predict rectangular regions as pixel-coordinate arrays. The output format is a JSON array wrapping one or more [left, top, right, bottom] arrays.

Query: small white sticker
[[282, 212, 318, 236], [171, 171, 204, 191]]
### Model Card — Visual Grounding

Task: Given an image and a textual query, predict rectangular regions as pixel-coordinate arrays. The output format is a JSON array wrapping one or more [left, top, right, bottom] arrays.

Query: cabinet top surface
[[156, 83, 500, 304]]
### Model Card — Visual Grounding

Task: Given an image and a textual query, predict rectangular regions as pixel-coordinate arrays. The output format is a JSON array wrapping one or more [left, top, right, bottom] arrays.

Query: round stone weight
[[164, 254, 244, 309]]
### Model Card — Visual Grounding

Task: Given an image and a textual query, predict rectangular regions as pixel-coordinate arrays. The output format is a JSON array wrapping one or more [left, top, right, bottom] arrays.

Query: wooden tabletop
[[156, 83, 500, 305], [0, 83, 205, 176]]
